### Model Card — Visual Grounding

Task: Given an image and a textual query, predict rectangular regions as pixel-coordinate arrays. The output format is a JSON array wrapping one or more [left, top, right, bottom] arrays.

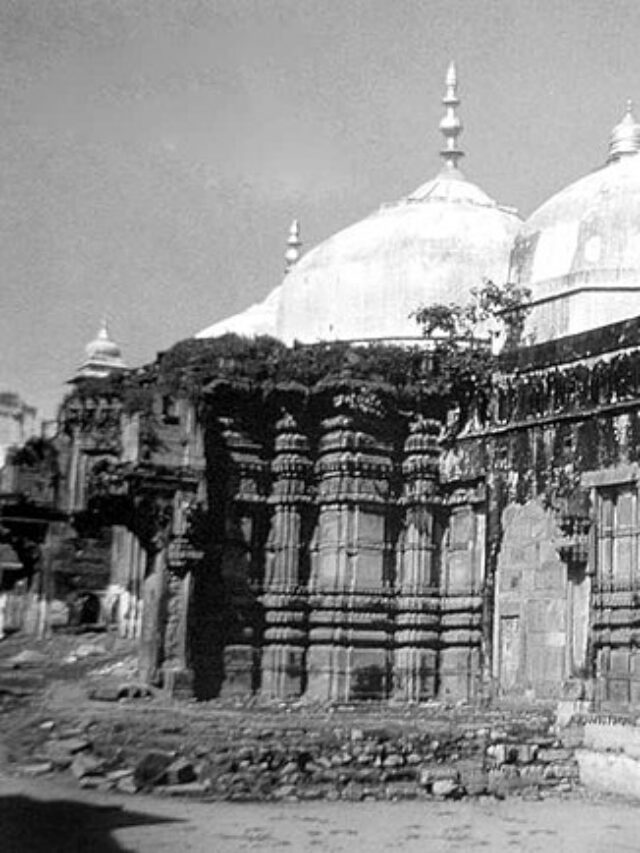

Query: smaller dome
[[73, 320, 127, 381], [512, 101, 640, 343], [86, 323, 122, 361]]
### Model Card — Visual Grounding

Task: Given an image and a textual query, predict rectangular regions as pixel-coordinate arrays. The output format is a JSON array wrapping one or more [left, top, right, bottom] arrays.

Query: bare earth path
[[1, 772, 639, 853]]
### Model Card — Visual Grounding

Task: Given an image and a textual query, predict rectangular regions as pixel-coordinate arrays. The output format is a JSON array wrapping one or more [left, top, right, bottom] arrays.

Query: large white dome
[[197, 64, 520, 345], [274, 173, 520, 344]]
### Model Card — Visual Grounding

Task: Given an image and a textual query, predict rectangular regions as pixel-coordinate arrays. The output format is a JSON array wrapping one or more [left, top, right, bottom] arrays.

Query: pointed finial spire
[[608, 99, 640, 162], [284, 219, 302, 273], [98, 314, 110, 340], [439, 61, 464, 173]]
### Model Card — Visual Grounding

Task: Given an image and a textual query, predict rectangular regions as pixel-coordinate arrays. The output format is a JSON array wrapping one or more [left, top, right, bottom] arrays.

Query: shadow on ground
[[0, 795, 183, 852]]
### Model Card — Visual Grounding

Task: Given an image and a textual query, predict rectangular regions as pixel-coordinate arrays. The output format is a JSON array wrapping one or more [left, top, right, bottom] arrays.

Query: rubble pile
[[15, 709, 581, 803]]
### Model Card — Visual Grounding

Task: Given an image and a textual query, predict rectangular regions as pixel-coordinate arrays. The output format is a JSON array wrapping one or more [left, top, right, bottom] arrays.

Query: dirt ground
[[1, 771, 639, 853], [1, 632, 638, 852]]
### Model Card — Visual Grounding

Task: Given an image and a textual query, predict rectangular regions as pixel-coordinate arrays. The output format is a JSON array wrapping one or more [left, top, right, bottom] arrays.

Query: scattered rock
[[78, 776, 106, 789], [88, 680, 154, 702], [164, 758, 197, 786], [57, 736, 91, 754], [116, 775, 139, 794], [7, 650, 46, 669], [537, 747, 573, 763], [71, 753, 105, 780], [106, 768, 135, 782], [419, 767, 434, 788], [134, 751, 175, 788], [20, 762, 53, 776], [432, 778, 462, 798], [75, 644, 107, 659], [156, 781, 211, 798]]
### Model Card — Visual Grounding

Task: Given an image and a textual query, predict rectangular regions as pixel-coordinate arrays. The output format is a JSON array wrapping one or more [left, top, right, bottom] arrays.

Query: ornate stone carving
[[306, 410, 395, 701], [216, 418, 269, 697], [394, 416, 441, 701], [260, 412, 313, 698]]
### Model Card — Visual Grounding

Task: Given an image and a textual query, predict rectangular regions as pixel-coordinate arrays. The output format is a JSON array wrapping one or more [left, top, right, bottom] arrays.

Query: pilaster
[[393, 416, 441, 701], [260, 413, 313, 698], [306, 405, 394, 701]]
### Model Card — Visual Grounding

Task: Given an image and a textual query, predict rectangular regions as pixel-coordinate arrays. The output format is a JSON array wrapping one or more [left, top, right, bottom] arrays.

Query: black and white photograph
[[1, 1, 640, 849]]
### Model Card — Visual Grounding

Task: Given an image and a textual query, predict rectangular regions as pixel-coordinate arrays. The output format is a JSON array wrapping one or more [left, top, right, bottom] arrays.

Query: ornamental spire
[[98, 314, 110, 340], [439, 61, 464, 173], [284, 219, 302, 273], [608, 99, 640, 162]]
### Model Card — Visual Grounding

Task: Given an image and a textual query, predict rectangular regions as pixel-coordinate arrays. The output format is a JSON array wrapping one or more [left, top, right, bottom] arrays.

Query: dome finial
[[284, 219, 302, 273], [98, 314, 109, 340], [439, 61, 464, 174], [608, 99, 640, 162]]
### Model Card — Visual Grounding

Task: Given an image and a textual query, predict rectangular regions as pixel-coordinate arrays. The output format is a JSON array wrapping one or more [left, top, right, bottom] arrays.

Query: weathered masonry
[[64, 343, 488, 705], [30, 314, 640, 712], [11, 65, 640, 711]]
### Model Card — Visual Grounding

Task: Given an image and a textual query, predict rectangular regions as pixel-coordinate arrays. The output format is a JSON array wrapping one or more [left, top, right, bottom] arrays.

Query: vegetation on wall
[[63, 335, 497, 431], [60, 281, 536, 439]]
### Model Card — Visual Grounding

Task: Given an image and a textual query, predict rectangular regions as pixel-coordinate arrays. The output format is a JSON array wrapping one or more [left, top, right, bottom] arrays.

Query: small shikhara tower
[[72, 319, 128, 383]]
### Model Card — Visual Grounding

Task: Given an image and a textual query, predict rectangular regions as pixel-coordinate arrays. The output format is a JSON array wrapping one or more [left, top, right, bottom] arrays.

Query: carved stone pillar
[[137, 493, 174, 686], [161, 489, 206, 698], [218, 418, 269, 697], [109, 526, 145, 639], [134, 475, 201, 695], [260, 413, 312, 699], [393, 416, 441, 701], [438, 486, 486, 702], [306, 407, 394, 701]]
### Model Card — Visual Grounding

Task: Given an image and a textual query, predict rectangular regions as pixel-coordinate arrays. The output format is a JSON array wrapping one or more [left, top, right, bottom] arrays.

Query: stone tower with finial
[[71, 318, 128, 383]]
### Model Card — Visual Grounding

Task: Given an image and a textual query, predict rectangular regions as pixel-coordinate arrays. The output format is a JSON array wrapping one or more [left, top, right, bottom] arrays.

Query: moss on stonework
[[62, 333, 497, 432]]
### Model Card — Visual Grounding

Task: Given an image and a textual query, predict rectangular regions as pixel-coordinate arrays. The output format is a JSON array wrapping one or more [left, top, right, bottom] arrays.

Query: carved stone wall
[[439, 491, 485, 702], [394, 416, 441, 701], [494, 500, 569, 698], [216, 417, 269, 697], [78, 322, 640, 709], [260, 413, 312, 698], [306, 409, 395, 701]]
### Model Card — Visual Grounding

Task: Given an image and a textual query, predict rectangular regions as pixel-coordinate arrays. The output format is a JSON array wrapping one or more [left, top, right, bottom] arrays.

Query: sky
[[3, 0, 640, 420]]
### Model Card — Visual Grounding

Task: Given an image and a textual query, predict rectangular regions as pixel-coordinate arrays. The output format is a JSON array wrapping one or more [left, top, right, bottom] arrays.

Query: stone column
[[306, 407, 394, 701], [109, 525, 145, 638], [161, 489, 206, 698], [260, 413, 312, 699], [438, 488, 485, 702], [218, 418, 269, 697], [393, 416, 441, 702], [137, 494, 173, 685]]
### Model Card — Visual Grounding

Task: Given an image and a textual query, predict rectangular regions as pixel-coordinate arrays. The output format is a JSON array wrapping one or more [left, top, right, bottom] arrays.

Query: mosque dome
[[512, 102, 640, 343], [197, 64, 521, 344], [73, 320, 127, 381]]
